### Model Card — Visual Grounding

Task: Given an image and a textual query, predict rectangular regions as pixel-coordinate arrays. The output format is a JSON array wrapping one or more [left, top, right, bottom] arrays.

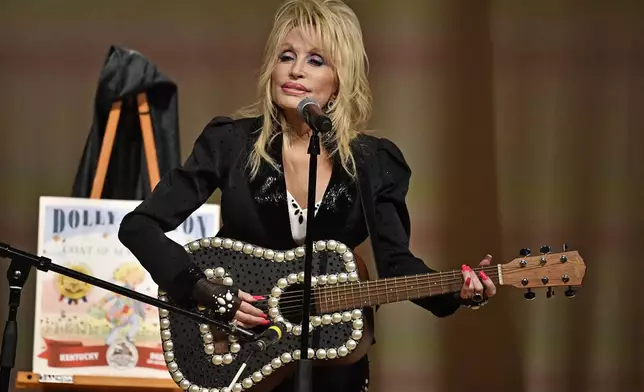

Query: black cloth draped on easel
[[71, 45, 181, 200]]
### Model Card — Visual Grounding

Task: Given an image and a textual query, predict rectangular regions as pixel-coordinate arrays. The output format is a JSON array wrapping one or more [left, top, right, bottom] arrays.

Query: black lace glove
[[168, 263, 242, 323], [191, 278, 241, 323]]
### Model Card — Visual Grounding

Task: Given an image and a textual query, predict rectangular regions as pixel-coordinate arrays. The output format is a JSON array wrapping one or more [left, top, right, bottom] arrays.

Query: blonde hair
[[237, 0, 372, 179]]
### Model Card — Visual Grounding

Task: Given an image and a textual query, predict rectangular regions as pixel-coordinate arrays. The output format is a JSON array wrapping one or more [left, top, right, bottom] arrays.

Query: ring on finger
[[472, 292, 484, 303]]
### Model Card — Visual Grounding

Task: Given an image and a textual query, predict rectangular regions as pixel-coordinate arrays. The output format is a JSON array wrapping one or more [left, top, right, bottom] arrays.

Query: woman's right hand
[[234, 290, 269, 328], [191, 278, 269, 327]]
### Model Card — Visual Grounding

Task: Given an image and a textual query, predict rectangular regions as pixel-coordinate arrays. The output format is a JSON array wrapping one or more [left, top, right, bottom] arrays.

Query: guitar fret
[[376, 281, 381, 306], [324, 284, 329, 314], [344, 283, 349, 309], [451, 271, 456, 295], [385, 279, 389, 303], [392, 278, 397, 302], [403, 276, 409, 300], [423, 275, 428, 298], [319, 265, 488, 314], [393, 278, 397, 302]]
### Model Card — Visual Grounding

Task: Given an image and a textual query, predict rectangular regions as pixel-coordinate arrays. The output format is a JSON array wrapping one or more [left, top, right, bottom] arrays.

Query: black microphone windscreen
[[297, 97, 318, 118]]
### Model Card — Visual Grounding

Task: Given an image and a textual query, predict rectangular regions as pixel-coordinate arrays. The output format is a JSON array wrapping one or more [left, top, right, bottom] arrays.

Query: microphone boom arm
[[0, 242, 254, 339]]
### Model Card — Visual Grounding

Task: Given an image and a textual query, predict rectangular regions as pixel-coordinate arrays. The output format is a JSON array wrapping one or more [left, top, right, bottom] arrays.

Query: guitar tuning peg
[[524, 289, 536, 300], [563, 243, 569, 251], [540, 245, 551, 254], [546, 287, 555, 298], [519, 248, 531, 257], [565, 286, 576, 298]]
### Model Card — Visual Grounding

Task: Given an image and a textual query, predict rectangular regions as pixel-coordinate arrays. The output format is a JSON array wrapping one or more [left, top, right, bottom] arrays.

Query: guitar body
[[158, 237, 373, 392]]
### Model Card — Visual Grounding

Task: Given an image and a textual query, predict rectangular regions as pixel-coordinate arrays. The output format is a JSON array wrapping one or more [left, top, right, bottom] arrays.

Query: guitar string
[[269, 265, 498, 298], [272, 276, 555, 317], [253, 263, 561, 314], [268, 270, 500, 310], [254, 268, 504, 314], [201, 248, 565, 304], [254, 265, 500, 306], [258, 260, 561, 304], [258, 268, 495, 304], [272, 275, 501, 314]]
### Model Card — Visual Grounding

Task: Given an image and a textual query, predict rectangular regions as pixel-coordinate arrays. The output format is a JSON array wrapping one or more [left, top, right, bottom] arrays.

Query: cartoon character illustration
[[90, 262, 147, 346], [55, 264, 93, 305]]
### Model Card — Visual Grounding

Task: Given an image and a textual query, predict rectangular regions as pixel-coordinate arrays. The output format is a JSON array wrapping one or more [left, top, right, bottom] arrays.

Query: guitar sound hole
[[278, 283, 317, 325]]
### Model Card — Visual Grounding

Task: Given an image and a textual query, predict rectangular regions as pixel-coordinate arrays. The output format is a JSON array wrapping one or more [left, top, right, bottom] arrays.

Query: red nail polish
[[465, 277, 471, 285], [461, 264, 468, 271], [253, 295, 265, 300], [466, 266, 473, 272], [480, 271, 488, 281], [262, 319, 271, 325], [261, 313, 268, 318]]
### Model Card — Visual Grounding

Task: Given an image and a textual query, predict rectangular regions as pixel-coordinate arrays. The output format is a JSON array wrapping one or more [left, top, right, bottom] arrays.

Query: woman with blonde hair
[[119, 0, 495, 390]]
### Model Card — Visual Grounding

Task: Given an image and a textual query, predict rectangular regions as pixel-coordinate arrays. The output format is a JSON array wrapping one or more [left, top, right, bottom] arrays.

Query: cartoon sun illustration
[[55, 264, 93, 305]]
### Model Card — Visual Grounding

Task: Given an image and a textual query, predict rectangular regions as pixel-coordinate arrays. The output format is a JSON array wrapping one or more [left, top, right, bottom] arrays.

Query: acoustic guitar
[[156, 238, 586, 392]]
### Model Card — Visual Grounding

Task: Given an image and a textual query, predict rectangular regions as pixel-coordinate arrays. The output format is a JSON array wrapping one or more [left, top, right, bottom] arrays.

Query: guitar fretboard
[[316, 266, 500, 314]]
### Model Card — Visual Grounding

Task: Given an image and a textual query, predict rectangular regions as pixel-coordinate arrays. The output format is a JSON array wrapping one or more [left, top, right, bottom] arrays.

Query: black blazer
[[118, 116, 460, 318]]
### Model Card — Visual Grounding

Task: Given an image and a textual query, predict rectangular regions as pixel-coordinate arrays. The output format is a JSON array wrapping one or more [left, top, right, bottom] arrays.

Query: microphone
[[252, 321, 287, 352], [297, 98, 333, 133], [228, 322, 286, 391], [227, 322, 287, 391]]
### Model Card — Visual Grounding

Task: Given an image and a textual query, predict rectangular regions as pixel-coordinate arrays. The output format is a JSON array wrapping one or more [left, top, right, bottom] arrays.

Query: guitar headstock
[[500, 244, 586, 300]]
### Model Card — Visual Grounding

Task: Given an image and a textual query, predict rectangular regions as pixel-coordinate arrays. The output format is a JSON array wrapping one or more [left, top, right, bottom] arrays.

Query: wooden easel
[[90, 92, 161, 198], [15, 93, 178, 391]]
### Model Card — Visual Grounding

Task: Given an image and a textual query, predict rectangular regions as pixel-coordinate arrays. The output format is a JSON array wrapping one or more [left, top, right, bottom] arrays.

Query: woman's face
[[271, 27, 337, 115]]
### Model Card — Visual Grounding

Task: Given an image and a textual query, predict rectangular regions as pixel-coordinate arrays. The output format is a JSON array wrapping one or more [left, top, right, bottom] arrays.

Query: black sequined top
[[118, 116, 460, 318]]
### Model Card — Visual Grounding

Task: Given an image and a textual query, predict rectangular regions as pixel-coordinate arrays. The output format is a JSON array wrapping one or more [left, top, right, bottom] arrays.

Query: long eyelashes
[[308, 56, 324, 66], [278, 53, 294, 62], [278, 51, 325, 67]]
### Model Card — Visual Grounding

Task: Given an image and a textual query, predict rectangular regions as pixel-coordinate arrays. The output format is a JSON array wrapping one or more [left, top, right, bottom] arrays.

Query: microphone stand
[[0, 242, 255, 392], [294, 129, 321, 392]]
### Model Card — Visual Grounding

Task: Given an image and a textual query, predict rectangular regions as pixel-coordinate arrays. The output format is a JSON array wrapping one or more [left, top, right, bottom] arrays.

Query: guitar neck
[[316, 265, 501, 314]]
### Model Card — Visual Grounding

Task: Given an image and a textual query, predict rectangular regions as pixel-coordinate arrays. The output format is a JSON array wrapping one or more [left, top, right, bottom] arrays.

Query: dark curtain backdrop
[[1, 1, 643, 391]]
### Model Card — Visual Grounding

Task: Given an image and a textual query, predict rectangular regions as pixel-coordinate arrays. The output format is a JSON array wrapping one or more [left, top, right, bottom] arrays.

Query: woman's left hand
[[459, 254, 497, 307]]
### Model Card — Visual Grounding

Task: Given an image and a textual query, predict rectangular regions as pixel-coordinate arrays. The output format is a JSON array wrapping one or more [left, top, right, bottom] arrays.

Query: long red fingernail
[[480, 271, 488, 281], [253, 295, 265, 300], [465, 277, 471, 285], [261, 313, 268, 319], [262, 319, 271, 325], [461, 264, 468, 272]]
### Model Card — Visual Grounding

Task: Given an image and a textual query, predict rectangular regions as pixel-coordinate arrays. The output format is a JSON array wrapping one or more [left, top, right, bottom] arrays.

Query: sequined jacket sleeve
[[374, 138, 461, 317], [118, 116, 236, 303]]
